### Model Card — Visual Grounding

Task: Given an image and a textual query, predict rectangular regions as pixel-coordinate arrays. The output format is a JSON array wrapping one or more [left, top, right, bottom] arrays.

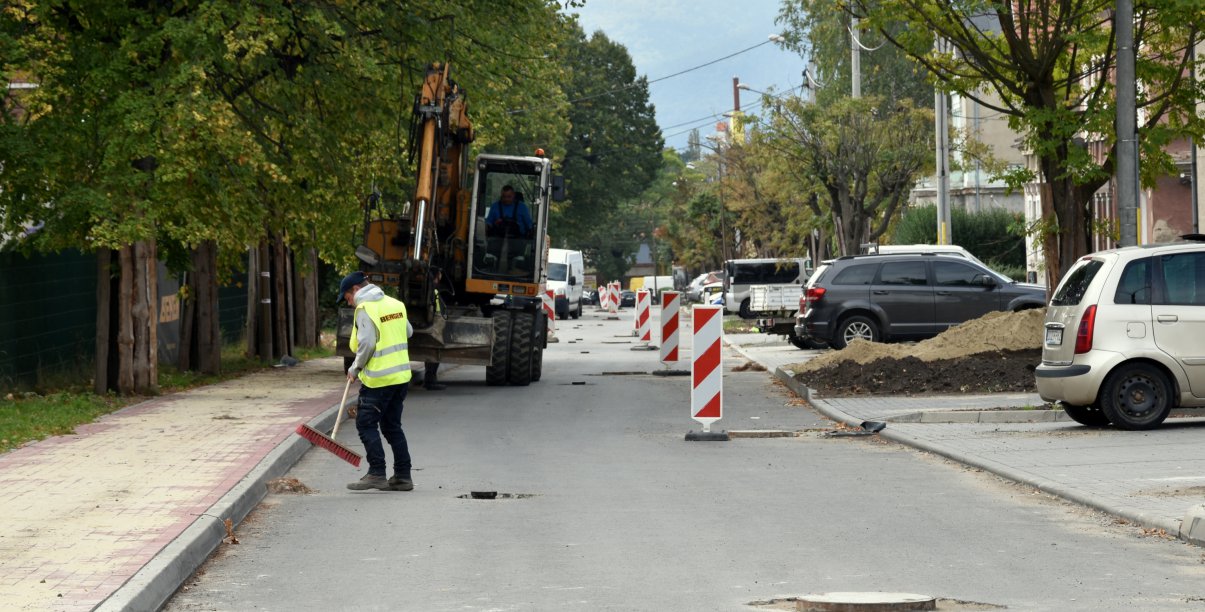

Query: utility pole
[[732, 76, 741, 114], [1116, 0, 1140, 246], [934, 39, 952, 245], [851, 17, 861, 98]]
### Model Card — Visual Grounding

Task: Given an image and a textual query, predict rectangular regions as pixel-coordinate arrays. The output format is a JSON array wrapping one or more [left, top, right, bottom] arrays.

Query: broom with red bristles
[[295, 377, 362, 467]]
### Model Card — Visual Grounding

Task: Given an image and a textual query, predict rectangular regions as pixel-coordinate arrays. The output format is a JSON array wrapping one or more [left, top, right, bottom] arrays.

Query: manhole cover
[[457, 492, 538, 500], [750, 596, 1003, 611], [798, 592, 935, 611]]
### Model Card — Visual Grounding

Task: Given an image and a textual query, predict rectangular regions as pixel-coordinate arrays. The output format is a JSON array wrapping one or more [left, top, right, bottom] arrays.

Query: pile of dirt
[[794, 308, 1046, 373], [802, 349, 1041, 396], [267, 477, 314, 494], [790, 309, 1046, 396]]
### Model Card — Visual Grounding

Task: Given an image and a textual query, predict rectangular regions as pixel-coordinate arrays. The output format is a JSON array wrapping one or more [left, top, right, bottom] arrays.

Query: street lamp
[[736, 83, 772, 96]]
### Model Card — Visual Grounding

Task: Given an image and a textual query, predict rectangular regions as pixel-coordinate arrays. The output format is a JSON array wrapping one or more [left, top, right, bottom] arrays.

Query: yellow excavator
[[337, 62, 565, 385]]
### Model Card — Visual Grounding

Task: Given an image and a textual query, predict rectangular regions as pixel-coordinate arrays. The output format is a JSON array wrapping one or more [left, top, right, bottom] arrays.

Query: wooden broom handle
[[330, 377, 353, 439]]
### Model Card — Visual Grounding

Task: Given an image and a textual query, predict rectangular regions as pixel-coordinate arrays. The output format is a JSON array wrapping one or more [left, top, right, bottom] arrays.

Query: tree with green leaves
[[553, 24, 663, 279], [777, 0, 932, 108], [893, 204, 1026, 272], [763, 96, 933, 255], [849, 0, 1205, 285], [0, 1, 575, 392], [683, 129, 703, 164]]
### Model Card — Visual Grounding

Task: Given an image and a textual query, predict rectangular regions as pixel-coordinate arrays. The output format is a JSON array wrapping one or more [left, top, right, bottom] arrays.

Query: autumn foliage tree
[[762, 96, 933, 256], [849, 0, 1205, 284]]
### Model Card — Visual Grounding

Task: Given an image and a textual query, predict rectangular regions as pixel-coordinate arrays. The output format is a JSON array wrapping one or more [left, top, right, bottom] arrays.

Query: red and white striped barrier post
[[633, 289, 653, 348], [607, 282, 620, 318], [631, 288, 641, 335], [660, 291, 680, 365], [542, 287, 556, 340], [687, 305, 728, 441], [597, 283, 608, 310]]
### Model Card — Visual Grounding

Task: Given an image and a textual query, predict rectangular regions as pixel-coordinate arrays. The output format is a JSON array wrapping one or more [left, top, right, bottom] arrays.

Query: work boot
[[423, 362, 446, 391], [389, 474, 414, 491], [346, 474, 390, 491]]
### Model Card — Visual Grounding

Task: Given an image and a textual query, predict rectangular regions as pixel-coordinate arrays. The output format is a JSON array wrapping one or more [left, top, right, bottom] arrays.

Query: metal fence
[[0, 250, 97, 389], [0, 250, 249, 390]]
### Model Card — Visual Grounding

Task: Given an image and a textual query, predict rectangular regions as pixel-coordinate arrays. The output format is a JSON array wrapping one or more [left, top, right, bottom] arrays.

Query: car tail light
[[1074, 305, 1097, 354], [804, 286, 826, 307]]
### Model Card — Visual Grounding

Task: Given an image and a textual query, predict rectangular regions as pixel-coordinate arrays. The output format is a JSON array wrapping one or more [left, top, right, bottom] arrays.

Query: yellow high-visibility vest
[[350, 296, 412, 387]]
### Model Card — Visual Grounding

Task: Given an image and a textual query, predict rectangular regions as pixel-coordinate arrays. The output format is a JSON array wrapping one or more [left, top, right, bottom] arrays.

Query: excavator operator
[[484, 185, 535, 274]]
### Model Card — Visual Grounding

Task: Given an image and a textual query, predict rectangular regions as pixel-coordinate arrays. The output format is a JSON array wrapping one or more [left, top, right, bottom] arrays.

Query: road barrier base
[[685, 430, 729, 442]]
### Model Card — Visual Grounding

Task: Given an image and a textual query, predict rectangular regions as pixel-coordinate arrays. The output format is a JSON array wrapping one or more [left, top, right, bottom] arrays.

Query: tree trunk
[[94, 250, 112, 395], [257, 240, 273, 361], [117, 246, 136, 394], [184, 241, 221, 375], [284, 244, 296, 350], [271, 234, 292, 360], [293, 248, 319, 348], [178, 270, 194, 372], [131, 239, 158, 395], [1038, 183, 1062, 292], [246, 246, 258, 358]]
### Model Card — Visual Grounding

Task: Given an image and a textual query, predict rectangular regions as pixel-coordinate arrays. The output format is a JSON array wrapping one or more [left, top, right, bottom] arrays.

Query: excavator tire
[[486, 310, 512, 386], [507, 311, 535, 386]]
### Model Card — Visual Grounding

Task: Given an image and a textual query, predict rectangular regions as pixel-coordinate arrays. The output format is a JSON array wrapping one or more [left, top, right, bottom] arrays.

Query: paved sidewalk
[[804, 386, 1205, 546], [0, 357, 347, 611], [725, 336, 1205, 548]]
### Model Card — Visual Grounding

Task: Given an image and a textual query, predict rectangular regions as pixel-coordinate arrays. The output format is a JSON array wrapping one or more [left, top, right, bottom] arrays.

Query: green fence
[[1, 250, 249, 391], [0, 250, 98, 389]]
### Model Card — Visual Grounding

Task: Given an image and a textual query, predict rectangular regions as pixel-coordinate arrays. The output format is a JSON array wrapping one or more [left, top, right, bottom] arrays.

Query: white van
[[547, 248, 584, 319], [723, 257, 811, 318]]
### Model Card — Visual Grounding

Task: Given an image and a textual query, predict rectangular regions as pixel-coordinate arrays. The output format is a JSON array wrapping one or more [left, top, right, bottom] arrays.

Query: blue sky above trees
[[571, 0, 805, 152]]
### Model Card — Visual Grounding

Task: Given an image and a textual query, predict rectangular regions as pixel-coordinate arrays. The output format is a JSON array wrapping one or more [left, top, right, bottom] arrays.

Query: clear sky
[[568, 0, 807, 153]]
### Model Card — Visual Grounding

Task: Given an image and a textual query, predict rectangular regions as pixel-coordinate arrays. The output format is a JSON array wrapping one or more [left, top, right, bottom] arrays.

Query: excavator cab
[[465, 154, 553, 300]]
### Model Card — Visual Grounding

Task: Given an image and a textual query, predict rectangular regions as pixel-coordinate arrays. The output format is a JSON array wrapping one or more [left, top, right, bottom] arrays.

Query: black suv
[[795, 253, 1047, 349]]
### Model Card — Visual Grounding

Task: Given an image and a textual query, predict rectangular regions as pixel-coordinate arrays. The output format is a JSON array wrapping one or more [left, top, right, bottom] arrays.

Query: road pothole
[[457, 492, 538, 500]]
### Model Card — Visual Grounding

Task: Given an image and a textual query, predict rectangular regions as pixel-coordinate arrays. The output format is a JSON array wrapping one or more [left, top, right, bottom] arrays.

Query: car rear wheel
[[832, 315, 879, 350], [1061, 403, 1111, 427], [738, 298, 754, 319], [1098, 363, 1172, 430]]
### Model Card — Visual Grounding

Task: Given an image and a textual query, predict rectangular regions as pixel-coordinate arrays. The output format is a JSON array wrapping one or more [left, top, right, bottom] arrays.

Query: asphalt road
[[166, 309, 1205, 611]]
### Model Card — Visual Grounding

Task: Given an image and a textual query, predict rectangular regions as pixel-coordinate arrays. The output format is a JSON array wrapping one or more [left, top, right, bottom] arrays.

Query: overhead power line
[[660, 84, 804, 140], [507, 36, 780, 115]]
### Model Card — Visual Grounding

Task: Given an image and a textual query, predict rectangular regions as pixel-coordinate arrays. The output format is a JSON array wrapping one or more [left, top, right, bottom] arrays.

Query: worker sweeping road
[[338, 271, 416, 492]]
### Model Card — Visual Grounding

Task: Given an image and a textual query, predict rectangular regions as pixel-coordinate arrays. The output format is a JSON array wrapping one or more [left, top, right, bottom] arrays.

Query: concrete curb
[[1183, 505, 1205, 546], [889, 409, 1071, 424], [94, 400, 347, 612], [770, 366, 1193, 547]]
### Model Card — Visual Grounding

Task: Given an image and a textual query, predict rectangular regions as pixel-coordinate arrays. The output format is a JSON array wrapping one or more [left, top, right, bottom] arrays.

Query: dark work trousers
[[355, 382, 411, 478]]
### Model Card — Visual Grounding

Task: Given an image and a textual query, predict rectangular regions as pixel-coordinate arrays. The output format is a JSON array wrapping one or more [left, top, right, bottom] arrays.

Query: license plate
[[1045, 327, 1063, 346]]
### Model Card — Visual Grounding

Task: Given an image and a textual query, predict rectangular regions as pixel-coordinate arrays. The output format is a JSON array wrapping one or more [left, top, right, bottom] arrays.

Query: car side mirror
[[551, 175, 567, 202], [568, 275, 577, 286]]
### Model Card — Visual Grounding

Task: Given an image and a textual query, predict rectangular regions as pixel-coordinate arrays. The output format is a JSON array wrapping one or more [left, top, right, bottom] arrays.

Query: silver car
[[1036, 239, 1205, 429]]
